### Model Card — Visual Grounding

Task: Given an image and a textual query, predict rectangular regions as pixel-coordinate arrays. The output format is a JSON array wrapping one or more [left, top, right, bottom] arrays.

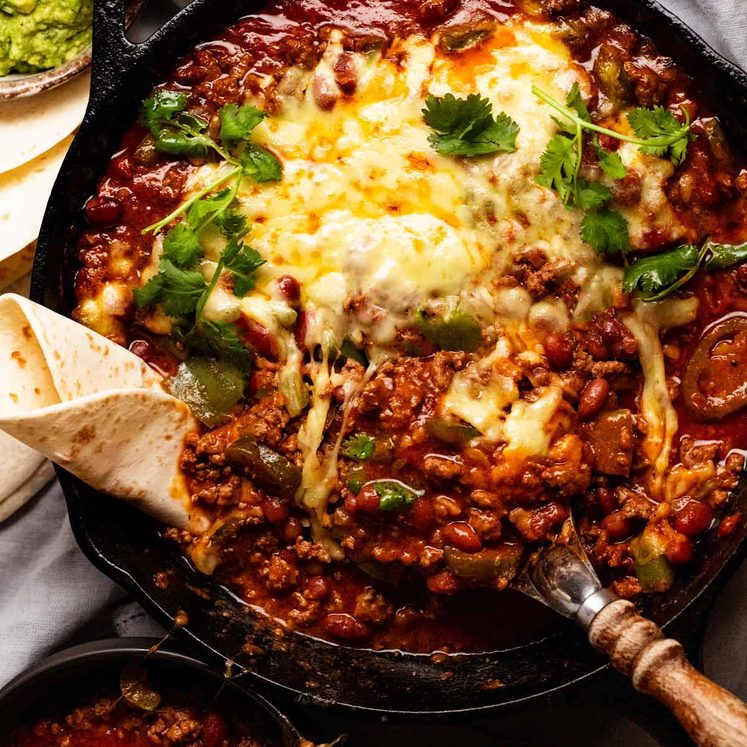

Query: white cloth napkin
[[0, 0, 745, 697]]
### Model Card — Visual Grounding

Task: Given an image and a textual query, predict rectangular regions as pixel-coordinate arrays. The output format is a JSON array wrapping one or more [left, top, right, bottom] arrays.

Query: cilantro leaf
[[216, 210, 250, 240], [535, 134, 577, 204], [627, 106, 690, 164], [154, 130, 214, 158], [139, 90, 188, 134], [595, 144, 627, 180], [184, 320, 254, 374], [342, 433, 376, 461], [132, 273, 165, 310], [186, 188, 236, 231], [219, 104, 266, 145], [623, 244, 701, 298], [140, 90, 213, 158], [576, 179, 612, 211], [423, 92, 492, 134], [705, 240, 747, 270], [222, 239, 266, 296], [134, 259, 206, 316], [239, 143, 283, 183], [374, 480, 425, 511], [580, 210, 629, 255], [423, 93, 519, 157], [565, 82, 590, 123], [162, 223, 203, 268]]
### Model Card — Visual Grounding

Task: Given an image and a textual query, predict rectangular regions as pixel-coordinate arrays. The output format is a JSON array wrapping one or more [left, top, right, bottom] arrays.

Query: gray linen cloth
[[0, 0, 745, 695]]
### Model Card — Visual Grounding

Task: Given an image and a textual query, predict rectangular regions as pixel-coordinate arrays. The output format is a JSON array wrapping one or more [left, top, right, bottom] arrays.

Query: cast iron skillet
[[0, 638, 301, 744], [31, 0, 747, 715]]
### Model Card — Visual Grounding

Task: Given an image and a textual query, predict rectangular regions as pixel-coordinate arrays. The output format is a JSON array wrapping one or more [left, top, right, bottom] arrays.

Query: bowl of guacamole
[[0, 0, 93, 98]]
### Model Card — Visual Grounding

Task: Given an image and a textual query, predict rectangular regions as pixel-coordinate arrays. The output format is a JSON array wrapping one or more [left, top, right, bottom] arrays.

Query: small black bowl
[[0, 637, 303, 745]]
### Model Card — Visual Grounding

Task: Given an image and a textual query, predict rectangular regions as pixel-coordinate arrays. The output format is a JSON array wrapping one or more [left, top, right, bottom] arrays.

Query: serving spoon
[[516, 523, 747, 747]]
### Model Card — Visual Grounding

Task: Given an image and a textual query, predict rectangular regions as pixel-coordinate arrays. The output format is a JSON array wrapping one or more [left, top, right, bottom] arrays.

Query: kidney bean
[[442, 521, 482, 552], [417, 0, 459, 22], [596, 310, 638, 359], [408, 496, 436, 531], [543, 332, 574, 369], [277, 274, 301, 304], [596, 487, 618, 515], [601, 511, 633, 540], [674, 501, 714, 537], [110, 155, 133, 180], [578, 378, 610, 419], [238, 317, 278, 360], [85, 196, 123, 227], [717, 512, 741, 539], [312, 73, 339, 111], [665, 534, 694, 565], [356, 484, 381, 513], [323, 613, 370, 642], [262, 496, 290, 525], [426, 569, 459, 595], [333, 52, 358, 95]]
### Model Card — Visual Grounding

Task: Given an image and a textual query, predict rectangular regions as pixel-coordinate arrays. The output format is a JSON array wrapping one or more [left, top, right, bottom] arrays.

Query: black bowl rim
[[0, 637, 302, 744]]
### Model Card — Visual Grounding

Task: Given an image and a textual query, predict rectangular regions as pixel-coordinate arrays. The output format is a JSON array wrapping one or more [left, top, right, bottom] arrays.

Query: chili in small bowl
[[0, 638, 305, 746]]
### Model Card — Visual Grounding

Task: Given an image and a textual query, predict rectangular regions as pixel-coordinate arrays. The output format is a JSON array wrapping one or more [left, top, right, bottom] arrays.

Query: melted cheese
[[503, 385, 564, 459], [623, 298, 698, 497], [122, 18, 700, 513], [188, 19, 607, 354]]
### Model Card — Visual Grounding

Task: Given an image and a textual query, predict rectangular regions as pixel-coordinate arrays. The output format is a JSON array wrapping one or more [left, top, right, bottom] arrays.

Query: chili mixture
[[7, 676, 278, 747], [74, 0, 747, 653]]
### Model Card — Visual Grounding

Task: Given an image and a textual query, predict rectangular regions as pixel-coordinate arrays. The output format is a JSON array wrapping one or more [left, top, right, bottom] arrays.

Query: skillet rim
[[31, 0, 747, 715]]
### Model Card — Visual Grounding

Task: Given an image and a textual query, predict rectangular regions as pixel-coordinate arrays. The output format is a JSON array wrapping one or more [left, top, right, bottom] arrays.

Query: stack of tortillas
[[0, 72, 90, 288], [0, 72, 88, 521], [0, 294, 207, 531]]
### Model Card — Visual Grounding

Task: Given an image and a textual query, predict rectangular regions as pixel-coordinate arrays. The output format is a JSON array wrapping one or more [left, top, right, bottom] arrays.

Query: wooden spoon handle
[[589, 599, 747, 747]]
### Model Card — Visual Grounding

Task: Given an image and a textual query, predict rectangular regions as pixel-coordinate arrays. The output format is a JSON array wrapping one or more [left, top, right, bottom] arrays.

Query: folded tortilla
[[0, 294, 207, 532]]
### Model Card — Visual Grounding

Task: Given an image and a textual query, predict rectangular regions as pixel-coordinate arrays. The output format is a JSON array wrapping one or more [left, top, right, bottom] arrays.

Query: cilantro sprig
[[140, 91, 283, 236], [422, 93, 519, 157], [623, 240, 747, 301], [534, 85, 630, 255], [134, 191, 266, 370], [534, 84, 691, 256], [533, 85, 692, 165]]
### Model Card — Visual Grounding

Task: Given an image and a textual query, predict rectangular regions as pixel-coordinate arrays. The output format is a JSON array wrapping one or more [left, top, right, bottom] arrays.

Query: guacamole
[[0, 0, 93, 76]]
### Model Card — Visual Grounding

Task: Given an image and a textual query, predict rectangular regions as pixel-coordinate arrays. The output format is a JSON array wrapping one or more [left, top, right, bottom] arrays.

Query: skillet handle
[[91, 0, 142, 88], [588, 599, 747, 747]]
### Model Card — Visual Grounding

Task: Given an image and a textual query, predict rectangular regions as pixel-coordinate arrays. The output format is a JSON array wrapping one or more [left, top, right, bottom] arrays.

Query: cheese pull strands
[[0, 294, 207, 532]]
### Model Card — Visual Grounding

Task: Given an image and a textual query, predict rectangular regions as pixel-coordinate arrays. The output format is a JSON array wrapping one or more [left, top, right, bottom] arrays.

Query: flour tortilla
[[0, 294, 207, 532], [0, 242, 36, 292], [0, 136, 72, 271], [0, 71, 89, 175]]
